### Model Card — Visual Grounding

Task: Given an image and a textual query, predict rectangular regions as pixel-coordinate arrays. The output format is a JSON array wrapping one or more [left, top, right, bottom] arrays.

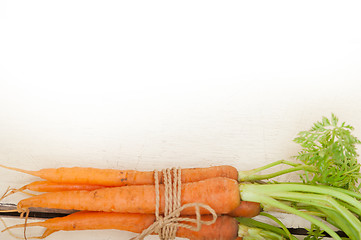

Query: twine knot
[[131, 168, 217, 240]]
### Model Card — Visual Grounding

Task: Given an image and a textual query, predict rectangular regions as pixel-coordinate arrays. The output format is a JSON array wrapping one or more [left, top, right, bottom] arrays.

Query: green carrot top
[[238, 114, 361, 240], [293, 113, 361, 191]]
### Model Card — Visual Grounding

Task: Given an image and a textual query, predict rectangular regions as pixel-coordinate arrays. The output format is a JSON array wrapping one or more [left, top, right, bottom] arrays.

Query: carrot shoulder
[[0, 164, 238, 186], [3, 211, 239, 240], [228, 201, 261, 218], [18, 177, 241, 215]]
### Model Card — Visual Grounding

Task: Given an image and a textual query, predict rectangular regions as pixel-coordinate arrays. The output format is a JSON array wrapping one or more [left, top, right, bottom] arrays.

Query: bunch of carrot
[[2, 114, 361, 240], [0, 164, 263, 240]]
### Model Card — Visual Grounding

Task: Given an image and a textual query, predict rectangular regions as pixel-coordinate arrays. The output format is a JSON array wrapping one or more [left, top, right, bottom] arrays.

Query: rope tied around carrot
[[132, 168, 218, 240]]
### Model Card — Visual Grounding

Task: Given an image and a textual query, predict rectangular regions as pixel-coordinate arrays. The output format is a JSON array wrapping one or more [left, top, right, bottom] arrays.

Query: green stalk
[[241, 184, 361, 211], [317, 185, 361, 200], [320, 207, 359, 240], [238, 224, 288, 240], [243, 160, 301, 173], [238, 160, 316, 181], [334, 198, 361, 217], [302, 211, 327, 217], [239, 165, 315, 182], [239, 183, 361, 240], [240, 183, 361, 238], [240, 192, 342, 240], [237, 217, 294, 239], [268, 191, 361, 237], [272, 195, 335, 212], [259, 212, 293, 240]]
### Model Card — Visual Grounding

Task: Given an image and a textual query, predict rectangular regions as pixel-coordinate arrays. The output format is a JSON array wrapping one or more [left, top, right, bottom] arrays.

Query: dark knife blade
[[0, 203, 75, 219]]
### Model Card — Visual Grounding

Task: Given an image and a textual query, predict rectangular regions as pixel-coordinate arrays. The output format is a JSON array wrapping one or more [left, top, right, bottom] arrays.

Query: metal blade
[[0, 202, 75, 219]]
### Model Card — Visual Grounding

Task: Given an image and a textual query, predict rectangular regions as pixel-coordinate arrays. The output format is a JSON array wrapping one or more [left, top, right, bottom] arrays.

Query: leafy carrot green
[[238, 114, 361, 240], [294, 113, 361, 191], [304, 224, 325, 240]]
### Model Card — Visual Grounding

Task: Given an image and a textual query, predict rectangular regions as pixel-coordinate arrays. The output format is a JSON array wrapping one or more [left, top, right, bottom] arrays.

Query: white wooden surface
[[1, 1, 361, 239]]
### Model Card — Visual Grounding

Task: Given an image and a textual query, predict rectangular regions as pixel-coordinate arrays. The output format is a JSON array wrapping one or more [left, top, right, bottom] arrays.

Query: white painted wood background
[[1, 1, 361, 239]]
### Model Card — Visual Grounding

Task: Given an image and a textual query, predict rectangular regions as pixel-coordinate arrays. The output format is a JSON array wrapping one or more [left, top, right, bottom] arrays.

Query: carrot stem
[[247, 160, 301, 172], [239, 183, 361, 240], [258, 212, 293, 240], [246, 183, 361, 210], [247, 194, 341, 240], [270, 191, 361, 231], [237, 224, 287, 240], [319, 207, 358, 240], [238, 160, 316, 182], [237, 217, 298, 240]]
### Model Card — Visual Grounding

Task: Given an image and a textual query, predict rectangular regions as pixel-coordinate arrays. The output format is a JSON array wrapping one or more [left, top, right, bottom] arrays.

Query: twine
[[132, 168, 217, 240]]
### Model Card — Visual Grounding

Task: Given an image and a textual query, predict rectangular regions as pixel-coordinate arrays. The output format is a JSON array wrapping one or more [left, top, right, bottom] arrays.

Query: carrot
[[21, 181, 107, 192], [0, 164, 238, 186], [17, 177, 240, 215], [3, 212, 155, 238], [228, 201, 261, 218], [0, 182, 108, 202], [177, 214, 239, 240], [2, 211, 240, 240], [16, 181, 261, 218], [25, 182, 260, 217]]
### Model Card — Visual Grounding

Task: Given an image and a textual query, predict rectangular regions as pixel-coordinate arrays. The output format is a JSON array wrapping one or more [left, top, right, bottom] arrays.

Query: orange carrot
[[0, 182, 108, 201], [25, 182, 260, 217], [18, 177, 240, 215], [3, 211, 240, 240], [0, 164, 238, 186], [228, 201, 261, 218], [22, 181, 107, 192], [177, 214, 240, 240], [19, 181, 261, 218]]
